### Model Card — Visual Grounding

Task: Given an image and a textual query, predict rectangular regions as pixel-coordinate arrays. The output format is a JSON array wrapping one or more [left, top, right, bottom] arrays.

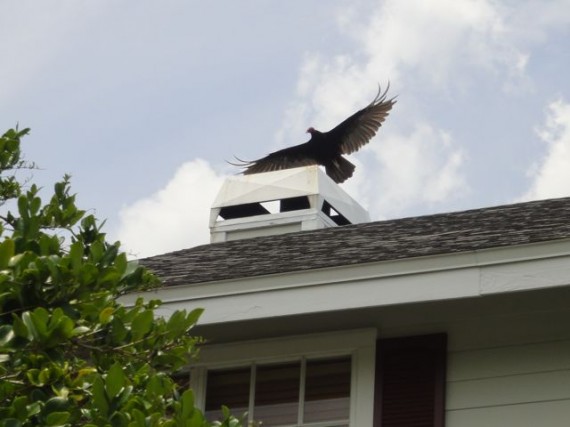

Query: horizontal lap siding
[[447, 340, 570, 380], [446, 399, 570, 427], [446, 339, 570, 427], [448, 370, 570, 409]]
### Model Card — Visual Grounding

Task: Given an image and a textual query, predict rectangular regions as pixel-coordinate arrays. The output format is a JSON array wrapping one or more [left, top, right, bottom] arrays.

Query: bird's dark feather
[[326, 84, 396, 155], [231, 84, 396, 183], [231, 143, 318, 175]]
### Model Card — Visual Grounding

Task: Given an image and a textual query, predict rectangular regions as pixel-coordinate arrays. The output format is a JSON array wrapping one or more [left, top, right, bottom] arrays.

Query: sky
[[1, 0, 569, 258]]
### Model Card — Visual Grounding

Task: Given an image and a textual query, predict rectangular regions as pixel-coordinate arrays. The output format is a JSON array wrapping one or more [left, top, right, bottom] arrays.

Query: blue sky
[[1, 0, 569, 257]]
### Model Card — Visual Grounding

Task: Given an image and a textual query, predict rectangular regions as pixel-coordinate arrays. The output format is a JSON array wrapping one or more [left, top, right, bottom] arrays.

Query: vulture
[[232, 85, 396, 183]]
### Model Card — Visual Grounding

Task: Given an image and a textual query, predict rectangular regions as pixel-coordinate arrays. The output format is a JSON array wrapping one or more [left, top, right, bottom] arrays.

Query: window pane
[[303, 357, 351, 423], [205, 367, 250, 422], [254, 362, 300, 426]]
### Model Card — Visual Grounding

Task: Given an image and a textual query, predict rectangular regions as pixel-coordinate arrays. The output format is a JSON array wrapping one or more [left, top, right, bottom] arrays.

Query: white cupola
[[209, 165, 369, 243]]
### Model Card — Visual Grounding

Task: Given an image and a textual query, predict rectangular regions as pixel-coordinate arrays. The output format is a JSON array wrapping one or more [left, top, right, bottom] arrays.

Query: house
[[139, 166, 570, 427]]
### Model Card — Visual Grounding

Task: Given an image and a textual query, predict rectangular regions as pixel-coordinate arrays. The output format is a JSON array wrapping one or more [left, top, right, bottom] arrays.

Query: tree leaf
[[45, 411, 70, 426], [0, 325, 14, 347], [109, 410, 129, 427], [17, 195, 28, 219], [44, 396, 69, 413], [100, 243, 118, 267], [69, 241, 83, 273], [21, 312, 39, 341], [11, 315, 29, 339], [131, 408, 146, 426], [0, 239, 14, 269], [88, 240, 104, 263], [185, 308, 204, 329], [99, 307, 114, 324], [114, 252, 127, 276], [11, 396, 28, 419], [91, 375, 109, 416], [28, 308, 50, 342], [222, 405, 230, 419], [180, 389, 195, 419], [26, 369, 42, 386], [30, 196, 41, 216], [70, 326, 90, 337], [110, 317, 128, 344], [131, 310, 153, 340], [105, 362, 126, 399]]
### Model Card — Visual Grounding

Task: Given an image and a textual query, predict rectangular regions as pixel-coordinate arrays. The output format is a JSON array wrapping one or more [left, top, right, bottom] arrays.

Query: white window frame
[[188, 328, 376, 427]]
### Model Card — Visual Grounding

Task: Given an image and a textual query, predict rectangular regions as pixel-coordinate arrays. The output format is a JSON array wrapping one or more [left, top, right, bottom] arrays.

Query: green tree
[[0, 128, 243, 427], [0, 127, 34, 205]]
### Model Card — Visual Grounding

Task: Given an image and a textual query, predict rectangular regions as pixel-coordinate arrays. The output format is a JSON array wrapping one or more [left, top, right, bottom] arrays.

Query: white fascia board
[[152, 266, 482, 324], [127, 239, 570, 325]]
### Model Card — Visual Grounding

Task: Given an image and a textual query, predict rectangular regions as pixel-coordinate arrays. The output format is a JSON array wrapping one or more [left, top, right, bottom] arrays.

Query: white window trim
[[189, 328, 376, 427]]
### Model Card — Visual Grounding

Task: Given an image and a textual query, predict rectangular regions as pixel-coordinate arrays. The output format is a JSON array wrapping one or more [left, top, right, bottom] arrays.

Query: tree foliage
[[0, 128, 243, 427]]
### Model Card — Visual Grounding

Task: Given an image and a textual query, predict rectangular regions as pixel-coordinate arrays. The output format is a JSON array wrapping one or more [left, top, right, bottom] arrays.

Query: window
[[204, 357, 351, 426], [187, 329, 376, 427]]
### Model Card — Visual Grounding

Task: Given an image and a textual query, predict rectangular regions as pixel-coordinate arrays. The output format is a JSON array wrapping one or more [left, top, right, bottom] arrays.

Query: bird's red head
[[306, 127, 316, 134]]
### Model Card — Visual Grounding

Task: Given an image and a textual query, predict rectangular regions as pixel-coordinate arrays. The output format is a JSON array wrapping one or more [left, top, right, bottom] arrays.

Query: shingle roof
[[141, 197, 570, 286]]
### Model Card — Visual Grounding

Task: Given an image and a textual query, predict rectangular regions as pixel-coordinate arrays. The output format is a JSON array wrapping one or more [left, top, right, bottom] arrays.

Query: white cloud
[[278, 0, 515, 216], [520, 99, 570, 200], [364, 124, 466, 218], [115, 159, 227, 258], [341, 0, 529, 93]]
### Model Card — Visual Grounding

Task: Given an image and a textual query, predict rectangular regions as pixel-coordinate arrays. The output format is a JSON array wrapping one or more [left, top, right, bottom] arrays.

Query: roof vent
[[209, 166, 370, 242]]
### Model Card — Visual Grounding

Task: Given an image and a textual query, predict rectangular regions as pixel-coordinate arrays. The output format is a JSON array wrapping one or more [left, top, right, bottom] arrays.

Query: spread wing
[[230, 142, 318, 175], [326, 84, 396, 155]]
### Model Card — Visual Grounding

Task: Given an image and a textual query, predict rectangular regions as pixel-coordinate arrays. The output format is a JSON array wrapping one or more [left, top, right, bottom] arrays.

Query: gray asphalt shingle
[[141, 197, 570, 286]]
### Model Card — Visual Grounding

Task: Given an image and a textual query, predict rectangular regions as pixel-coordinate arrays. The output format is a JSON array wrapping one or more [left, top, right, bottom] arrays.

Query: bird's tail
[[326, 156, 355, 183]]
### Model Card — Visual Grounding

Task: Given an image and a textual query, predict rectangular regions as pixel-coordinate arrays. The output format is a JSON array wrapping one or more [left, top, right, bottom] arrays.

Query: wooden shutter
[[374, 334, 447, 427]]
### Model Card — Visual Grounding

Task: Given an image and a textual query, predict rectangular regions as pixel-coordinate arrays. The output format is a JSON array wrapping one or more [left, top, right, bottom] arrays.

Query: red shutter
[[374, 334, 447, 427]]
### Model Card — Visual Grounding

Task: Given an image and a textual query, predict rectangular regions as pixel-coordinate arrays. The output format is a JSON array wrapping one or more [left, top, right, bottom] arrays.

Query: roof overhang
[[124, 238, 570, 326]]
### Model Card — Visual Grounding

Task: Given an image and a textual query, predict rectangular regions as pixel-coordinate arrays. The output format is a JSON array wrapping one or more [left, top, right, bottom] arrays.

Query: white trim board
[[190, 329, 376, 427]]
